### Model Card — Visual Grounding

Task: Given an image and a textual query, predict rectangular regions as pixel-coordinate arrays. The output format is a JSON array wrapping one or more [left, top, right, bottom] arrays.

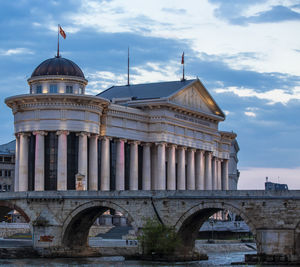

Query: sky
[[0, 0, 300, 189]]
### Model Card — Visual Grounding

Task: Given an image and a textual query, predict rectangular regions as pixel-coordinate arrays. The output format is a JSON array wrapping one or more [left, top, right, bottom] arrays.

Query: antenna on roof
[[181, 52, 185, 81], [127, 46, 130, 86]]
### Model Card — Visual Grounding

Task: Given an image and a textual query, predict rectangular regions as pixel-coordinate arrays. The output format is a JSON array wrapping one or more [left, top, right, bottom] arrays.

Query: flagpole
[[183, 61, 185, 81], [57, 24, 60, 57], [127, 46, 130, 86]]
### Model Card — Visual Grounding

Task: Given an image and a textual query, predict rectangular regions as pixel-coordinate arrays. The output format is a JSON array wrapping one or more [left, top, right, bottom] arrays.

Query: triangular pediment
[[168, 80, 224, 118]]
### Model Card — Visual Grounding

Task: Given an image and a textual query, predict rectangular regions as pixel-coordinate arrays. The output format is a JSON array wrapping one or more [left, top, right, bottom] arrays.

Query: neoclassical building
[[5, 56, 238, 192]]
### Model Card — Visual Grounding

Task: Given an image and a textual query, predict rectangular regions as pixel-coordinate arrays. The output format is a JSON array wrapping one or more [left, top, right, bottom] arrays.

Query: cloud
[[214, 86, 300, 105], [244, 111, 256, 117], [0, 48, 34, 56], [162, 8, 187, 14], [209, 1, 300, 25]]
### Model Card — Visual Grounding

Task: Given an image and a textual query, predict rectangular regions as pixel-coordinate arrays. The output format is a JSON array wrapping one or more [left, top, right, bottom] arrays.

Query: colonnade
[[15, 132, 229, 192]]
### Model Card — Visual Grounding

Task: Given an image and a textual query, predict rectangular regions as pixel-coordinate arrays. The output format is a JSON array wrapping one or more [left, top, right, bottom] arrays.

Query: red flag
[[181, 52, 184, 64], [59, 25, 66, 39]]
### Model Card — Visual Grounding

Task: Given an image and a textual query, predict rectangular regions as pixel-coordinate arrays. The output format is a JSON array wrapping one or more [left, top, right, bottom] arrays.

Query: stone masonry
[[0, 190, 300, 261]]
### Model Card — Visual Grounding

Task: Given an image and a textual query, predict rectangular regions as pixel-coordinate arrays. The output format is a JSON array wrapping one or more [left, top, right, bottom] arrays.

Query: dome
[[31, 56, 85, 78]]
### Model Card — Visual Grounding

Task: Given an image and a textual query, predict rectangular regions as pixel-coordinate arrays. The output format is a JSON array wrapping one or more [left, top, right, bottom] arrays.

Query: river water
[[0, 251, 288, 267]]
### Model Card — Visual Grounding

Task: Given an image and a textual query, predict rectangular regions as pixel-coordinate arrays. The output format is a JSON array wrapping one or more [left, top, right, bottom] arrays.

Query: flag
[[59, 25, 66, 39], [181, 52, 184, 64]]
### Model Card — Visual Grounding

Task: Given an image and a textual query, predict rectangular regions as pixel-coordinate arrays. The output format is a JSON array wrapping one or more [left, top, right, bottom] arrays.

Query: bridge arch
[[174, 201, 257, 251], [62, 200, 136, 248], [0, 200, 30, 223]]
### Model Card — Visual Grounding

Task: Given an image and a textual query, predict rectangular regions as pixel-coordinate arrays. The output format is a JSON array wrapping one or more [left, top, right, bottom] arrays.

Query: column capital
[[100, 136, 112, 141], [76, 131, 90, 137], [155, 142, 166, 147], [128, 140, 140, 145], [178, 146, 187, 150], [89, 133, 99, 139], [167, 143, 177, 148], [33, 131, 48, 136], [205, 151, 213, 156], [57, 130, 69, 136], [188, 148, 196, 152], [196, 149, 205, 155], [18, 132, 31, 137], [115, 138, 127, 143], [141, 142, 152, 147]]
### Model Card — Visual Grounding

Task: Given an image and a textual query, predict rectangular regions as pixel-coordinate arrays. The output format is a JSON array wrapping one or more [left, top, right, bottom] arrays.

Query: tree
[[138, 218, 181, 256]]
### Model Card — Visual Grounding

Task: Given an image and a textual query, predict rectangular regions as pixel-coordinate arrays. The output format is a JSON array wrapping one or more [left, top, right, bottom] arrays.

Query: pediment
[[168, 80, 224, 117]]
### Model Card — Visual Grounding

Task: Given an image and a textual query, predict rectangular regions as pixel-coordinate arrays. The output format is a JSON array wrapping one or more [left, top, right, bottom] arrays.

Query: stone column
[[77, 132, 89, 190], [156, 142, 166, 190], [142, 143, 151, 190], [57, 131, 69, 190], [151, 145, 157, 189], [129, 141, 139, 190], [115, 139, 125, 190], [204, 152, 212, 190], [212, 157, 217, 190], [195, 150, 205, 190], [177, 146, 186, 190], [89, 134, 98, 191], [222, 159, 229, 190], [101, 137, 110, 191], [167, 144, 176, 190], [14, 134, 20, 192], [19, 133, 30, 192], [33, 131, 47, 191], [217, 159, 222, 190], [187, 148, 196, 190]]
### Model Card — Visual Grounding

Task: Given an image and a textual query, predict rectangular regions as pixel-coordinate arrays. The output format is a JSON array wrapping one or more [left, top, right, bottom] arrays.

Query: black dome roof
[[31, 57, 85, 78]]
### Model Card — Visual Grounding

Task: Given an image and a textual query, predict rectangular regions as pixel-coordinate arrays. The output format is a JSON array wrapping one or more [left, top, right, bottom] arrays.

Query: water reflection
[[0, 251, 259, 267]]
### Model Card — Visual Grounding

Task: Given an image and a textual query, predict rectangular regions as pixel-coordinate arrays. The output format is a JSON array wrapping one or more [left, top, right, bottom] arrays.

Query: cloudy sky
[[0, 0, 300, 189]]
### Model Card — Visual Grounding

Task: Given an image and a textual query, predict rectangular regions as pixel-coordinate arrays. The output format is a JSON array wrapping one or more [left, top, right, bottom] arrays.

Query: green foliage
[[138, 217, 181, 256]]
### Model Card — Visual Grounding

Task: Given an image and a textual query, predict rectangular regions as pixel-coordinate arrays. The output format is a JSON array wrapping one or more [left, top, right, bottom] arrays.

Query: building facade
[[5, 56, 239, 192], [0, 140, 15, 192]]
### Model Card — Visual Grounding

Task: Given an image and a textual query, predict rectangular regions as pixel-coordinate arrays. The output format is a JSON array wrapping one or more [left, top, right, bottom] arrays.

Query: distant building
[[228, 139, 240, 190], [0, 140, 15, 192], [265, 177, 288, 191]]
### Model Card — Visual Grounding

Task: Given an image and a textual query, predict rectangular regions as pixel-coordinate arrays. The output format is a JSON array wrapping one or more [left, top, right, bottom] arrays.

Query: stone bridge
[[1, 190, 300, 262]]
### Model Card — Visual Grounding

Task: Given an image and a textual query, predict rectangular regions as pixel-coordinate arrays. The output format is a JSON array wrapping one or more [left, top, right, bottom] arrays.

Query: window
[[66, 85, 73, 94], [4, 157, 11, 163], [7, 185, 10, 191], [79, 86, 84, 94], [50, 84, 58, 93], [0, 170, 2, 177], [36, 85, 42, 94]]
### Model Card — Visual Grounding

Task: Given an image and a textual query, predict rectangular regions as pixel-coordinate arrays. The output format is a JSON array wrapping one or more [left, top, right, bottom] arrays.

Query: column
[[204, 152, 212, 190], [217, 159, 222, 190], [89, 134, 98, 191], [156, 142, 166, 190], [115, 139, 125, 190], [187, 148, 196, 190], [195, 150, 205, 190], [142, 143, 151, 190], [19, 133, 29, 192], [129, 141, 139, 190], [14, 134, 20, 192], [33, 131, 47, 191], [222, 159, 229, 190], [177, 146, 186, 190], [77, 132, 89, 190], [151, 145, 157, 189], [101, 137, 110, 191], [57, 131, 69, 190], [167, 144, 176, 190], [212, 157, 217, 190]]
